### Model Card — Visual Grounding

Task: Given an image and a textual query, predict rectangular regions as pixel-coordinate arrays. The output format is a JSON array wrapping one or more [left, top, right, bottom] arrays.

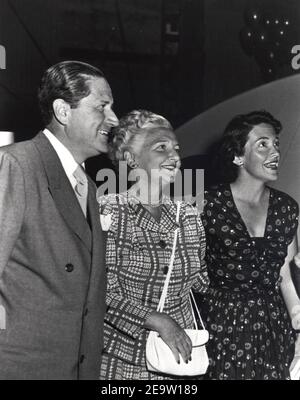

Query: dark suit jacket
[[0, 132, 106, 379]]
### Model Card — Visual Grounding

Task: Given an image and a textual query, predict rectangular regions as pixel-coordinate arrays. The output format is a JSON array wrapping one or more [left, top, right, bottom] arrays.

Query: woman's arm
[[280, 235, 300, 379], [281, 236, 300, 324], [105, 230, 193, 363], [99, 197, 154, 339], [292, 252, 300, 299], [104, 231, 153, 339]]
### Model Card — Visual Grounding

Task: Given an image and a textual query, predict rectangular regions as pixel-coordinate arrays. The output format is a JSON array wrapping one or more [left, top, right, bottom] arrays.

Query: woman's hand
[[294, 253, 300, 269], [145, 311, 192, 364], [290, 335, 300, 380]]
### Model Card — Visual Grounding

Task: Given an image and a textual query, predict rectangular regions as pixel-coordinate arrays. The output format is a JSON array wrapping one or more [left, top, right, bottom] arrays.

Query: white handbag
[[146, 202, 209, 376]]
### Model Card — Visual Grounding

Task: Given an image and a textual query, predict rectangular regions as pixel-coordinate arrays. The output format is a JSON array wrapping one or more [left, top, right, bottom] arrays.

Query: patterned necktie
[[73, 165, 88, 217]]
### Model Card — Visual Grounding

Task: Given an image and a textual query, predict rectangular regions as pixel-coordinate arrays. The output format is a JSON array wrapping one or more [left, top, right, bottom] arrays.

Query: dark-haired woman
[[199, 110, 300, 380]]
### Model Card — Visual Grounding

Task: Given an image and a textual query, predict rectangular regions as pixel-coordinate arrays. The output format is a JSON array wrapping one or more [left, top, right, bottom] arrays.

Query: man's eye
[[156, 144, 166, 151]]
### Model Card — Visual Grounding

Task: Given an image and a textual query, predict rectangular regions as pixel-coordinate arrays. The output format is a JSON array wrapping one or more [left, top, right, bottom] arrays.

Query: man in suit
[[0, 60, 119, 379]]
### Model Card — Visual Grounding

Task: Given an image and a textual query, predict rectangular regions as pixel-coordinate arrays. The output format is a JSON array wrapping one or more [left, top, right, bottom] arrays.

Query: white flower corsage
[[100, 214, 112, 231]]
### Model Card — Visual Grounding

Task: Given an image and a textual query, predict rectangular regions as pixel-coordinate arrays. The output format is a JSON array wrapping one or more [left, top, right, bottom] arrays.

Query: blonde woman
[[98, 110, 209, 380]]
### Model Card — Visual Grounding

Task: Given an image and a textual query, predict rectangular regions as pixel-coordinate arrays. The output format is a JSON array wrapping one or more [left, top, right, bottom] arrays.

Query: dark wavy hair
[[214, 110, 282, 183], [38, 60, 105, 125]]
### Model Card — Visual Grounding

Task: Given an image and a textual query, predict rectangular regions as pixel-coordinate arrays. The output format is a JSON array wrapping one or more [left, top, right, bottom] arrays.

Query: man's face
[[66, 77, 118, 161]]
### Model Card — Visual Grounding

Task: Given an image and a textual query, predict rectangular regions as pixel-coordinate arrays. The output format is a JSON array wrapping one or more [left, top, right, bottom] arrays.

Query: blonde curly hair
[[108, 109, 172, 166]]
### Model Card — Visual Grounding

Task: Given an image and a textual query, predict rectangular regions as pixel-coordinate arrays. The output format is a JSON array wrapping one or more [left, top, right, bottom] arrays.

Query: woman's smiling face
[[237, 123, 280, 183], [130, 127, 181, 185]]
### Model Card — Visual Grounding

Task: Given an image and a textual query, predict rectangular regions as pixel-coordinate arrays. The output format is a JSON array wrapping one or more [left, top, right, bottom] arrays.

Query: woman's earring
[[124, 151, 139, 169], [129, 160, 139, 169], [233, 156, 243, 167]]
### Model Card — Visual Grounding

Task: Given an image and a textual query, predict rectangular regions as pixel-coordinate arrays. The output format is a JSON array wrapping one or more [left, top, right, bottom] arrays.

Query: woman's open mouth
[[161, 165, 176, 171], [264, 157, 279, 170], [97, 129, 109, 136]]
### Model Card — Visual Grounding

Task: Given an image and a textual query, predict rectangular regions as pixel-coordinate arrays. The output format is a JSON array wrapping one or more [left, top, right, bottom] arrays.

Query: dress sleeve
[[99, 196, 153, 339], [190, 204, 210, 293], [200, 189, 211, 229]]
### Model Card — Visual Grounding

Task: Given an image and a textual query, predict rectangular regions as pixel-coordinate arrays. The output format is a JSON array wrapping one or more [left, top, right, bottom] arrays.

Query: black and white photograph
[[0, 0, 300, 385]]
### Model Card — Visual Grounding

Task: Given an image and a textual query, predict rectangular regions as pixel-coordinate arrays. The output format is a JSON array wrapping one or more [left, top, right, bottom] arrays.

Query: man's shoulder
[[0, 136, 38, 162], [0, 134, 53, 183]]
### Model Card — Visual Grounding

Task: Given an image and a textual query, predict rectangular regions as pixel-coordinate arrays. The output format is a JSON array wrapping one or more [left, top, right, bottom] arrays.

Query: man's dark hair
[[214, 110, 282, 183], [38, 60, 105, 125]]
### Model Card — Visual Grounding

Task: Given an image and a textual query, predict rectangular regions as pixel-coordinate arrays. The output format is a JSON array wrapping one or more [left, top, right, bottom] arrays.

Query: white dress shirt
[[43, 128, 83, 191]]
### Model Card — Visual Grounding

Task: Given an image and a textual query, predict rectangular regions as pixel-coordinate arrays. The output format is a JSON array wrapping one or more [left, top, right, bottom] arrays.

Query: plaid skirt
[[100, 353, 171, 380], [99, 353, 190, 380]]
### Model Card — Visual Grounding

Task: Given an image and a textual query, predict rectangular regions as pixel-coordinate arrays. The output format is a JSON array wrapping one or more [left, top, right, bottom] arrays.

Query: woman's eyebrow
[[255, 136, 272, 142], [150, 139, 179, 145]]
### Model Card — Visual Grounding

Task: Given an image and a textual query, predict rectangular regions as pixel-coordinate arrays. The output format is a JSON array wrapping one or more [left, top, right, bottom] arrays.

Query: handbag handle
[[156, 201, 207, 331], [157, 201, 180, 312], [189, 290, 206, 330]]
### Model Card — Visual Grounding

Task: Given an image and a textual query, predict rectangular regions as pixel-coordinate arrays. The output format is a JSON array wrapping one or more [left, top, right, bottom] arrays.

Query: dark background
[[0, 0, 300, 177]]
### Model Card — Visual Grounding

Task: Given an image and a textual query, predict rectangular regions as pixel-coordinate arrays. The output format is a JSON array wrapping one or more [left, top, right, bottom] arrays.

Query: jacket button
[[163, 266, 169, 275], [79, 355, 85, 364], [65, 263, 74, 272], [159, 239, 166, 248]]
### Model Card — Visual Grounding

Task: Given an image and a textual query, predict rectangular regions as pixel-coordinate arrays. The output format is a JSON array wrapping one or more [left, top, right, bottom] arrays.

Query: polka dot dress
[[199, 184, 299, 380]]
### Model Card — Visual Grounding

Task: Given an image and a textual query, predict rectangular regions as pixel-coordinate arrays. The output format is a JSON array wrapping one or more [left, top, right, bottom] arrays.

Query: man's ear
[[123, 150, 139, 169], [233, 155, 244, 166], [52, 99, 71, 125]]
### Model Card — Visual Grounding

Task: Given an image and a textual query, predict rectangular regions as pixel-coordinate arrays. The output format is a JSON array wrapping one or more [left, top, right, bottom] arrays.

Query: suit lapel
[[86, 176, 106, 289], [87, 177, 104, 249], [32, 132, 92, 252]]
